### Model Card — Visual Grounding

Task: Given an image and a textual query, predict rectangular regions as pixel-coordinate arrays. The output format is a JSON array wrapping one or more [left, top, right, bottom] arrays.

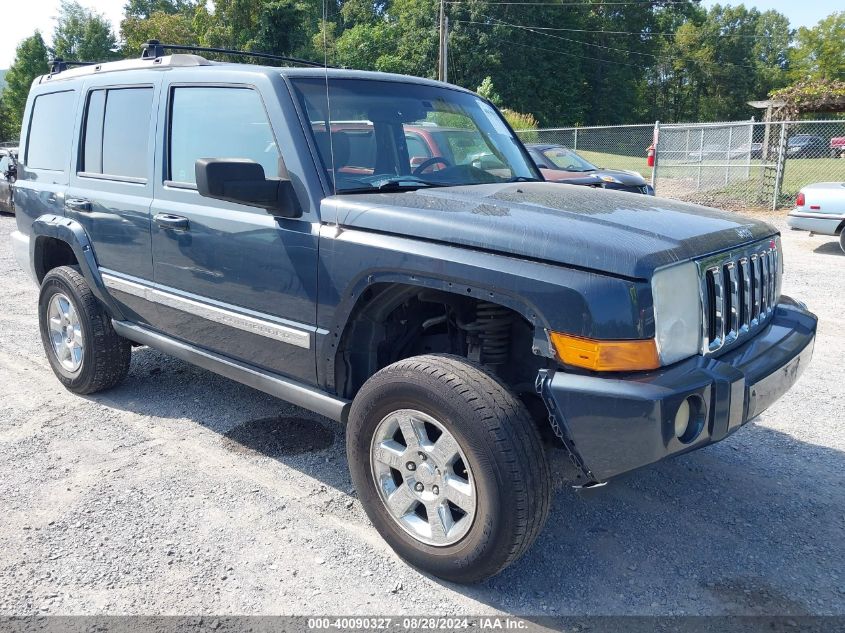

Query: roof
[[39, 54, 472, 95]]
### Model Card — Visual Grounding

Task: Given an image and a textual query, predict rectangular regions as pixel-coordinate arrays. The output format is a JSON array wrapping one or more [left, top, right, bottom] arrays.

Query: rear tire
[[840, 231, 845, 254], [347, 354, 551, 583], [38, 266, 131, 394]]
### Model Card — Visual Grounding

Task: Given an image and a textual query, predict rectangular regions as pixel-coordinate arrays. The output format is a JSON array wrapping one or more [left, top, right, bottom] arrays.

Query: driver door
[[148, 83, 320, 384]]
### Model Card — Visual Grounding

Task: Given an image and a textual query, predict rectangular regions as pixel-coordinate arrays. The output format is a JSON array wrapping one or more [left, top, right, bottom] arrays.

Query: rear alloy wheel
[[347, 354, 551, 583], [39, 266, 131, 394]]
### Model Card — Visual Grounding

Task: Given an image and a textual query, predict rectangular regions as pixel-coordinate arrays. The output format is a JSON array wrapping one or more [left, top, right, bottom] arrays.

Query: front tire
[[840, 231, 845, 254], [38, 266, 131, 394], [347, 354, 551, 583]]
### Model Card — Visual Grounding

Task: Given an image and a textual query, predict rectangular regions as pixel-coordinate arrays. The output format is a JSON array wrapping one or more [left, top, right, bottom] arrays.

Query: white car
[[787, 182, 845, 253]]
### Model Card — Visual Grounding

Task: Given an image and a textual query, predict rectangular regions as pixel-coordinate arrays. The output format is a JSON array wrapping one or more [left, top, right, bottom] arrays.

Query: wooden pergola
[[765, 80, 845, 120]]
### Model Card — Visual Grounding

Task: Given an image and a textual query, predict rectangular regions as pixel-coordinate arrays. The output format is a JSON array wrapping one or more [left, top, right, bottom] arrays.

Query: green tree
[[3, 32, 50, 136], [254, 0, 312, 56], [53, 1, 119, 61], [476, 76, 501, 106], [124, 0, 196, 19], [121, 10, 198, 56], [790, 12, 845, 82], [658, 4, 791, 122], [0, 96, 13, 142]]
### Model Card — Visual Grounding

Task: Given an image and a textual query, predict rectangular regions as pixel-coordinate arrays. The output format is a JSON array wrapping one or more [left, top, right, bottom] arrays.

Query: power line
[[501, 25, 774, 38], [459, 16, 760, 70], [496, 38, 648, 68], [447, 1, 695, 5]]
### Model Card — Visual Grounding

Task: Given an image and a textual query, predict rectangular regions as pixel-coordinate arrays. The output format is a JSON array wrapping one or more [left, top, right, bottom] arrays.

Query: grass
[[569, 150, 845, 208]]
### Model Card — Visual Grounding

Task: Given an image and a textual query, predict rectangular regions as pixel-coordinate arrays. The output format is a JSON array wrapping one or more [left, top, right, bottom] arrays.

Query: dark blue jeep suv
[[11, 48, 817, 582]]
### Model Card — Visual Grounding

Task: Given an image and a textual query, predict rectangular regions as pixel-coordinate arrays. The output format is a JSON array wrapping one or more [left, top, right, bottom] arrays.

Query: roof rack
[[140, 40, 328, 69], [49, 58, 97, 74]]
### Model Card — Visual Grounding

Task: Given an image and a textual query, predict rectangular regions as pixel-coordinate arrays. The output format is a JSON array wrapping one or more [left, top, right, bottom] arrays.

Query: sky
[[0, 0, 842, 69]]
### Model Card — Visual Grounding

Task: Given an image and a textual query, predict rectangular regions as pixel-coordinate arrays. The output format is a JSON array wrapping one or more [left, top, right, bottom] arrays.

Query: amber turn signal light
[[548, 331, 661, 372]]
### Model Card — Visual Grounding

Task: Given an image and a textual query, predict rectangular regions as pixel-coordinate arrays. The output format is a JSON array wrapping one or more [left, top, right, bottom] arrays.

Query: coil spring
[[475, 302, 513, 365]]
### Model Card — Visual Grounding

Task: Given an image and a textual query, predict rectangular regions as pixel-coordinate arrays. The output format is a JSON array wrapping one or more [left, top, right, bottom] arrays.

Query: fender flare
[[318, 269, 557, 395], [30, 214, 126, 320]]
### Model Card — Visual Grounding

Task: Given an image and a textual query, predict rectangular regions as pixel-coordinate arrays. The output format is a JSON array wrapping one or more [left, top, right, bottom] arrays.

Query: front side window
[[82, 87, 153, 179], [27, 91, 76, 171], [289, 78, 539, 194], [168, 86, 280, 185]]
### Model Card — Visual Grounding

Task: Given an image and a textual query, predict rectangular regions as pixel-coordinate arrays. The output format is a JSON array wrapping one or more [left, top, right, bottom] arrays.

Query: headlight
[[651, 261, 702, 365], [599, 175, 622, 184]]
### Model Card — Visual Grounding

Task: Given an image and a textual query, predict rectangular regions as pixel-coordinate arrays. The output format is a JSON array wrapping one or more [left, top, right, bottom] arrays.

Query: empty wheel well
[[34, 237, 78, 283], [334, 283, 555, 414]]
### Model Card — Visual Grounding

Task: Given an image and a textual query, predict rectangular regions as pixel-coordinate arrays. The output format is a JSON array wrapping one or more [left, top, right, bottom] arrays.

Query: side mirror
[[195, 158, 301, 218]]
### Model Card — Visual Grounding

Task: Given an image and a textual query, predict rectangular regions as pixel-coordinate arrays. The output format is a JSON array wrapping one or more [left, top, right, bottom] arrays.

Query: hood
[[542, 168, 646, 187], [325, 182, 776, 279]]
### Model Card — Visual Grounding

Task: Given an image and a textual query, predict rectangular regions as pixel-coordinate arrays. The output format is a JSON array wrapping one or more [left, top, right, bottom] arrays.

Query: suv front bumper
[[537, 297, 817, 483]]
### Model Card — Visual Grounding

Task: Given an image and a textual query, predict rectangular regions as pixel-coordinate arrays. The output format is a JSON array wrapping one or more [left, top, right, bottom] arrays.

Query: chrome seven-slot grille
[[697, 236, 781, 354]]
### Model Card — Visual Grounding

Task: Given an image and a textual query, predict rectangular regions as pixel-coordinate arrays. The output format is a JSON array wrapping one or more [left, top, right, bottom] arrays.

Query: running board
[[112, 320, 350, 422]]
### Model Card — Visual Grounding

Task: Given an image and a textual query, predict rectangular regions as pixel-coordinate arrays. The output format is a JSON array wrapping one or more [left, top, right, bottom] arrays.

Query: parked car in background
[[688, 142, 763, 162], [0, 148, 18, 215], [526, 144, 654, 195], [788, 182, 845, 253], [830, 136, 845, 159], [787, 135, 827, 159]]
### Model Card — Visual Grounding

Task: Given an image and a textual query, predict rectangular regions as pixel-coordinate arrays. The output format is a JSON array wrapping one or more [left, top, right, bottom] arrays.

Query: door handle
[[65, 198, 91, 212], [154, 213, 189, 231]]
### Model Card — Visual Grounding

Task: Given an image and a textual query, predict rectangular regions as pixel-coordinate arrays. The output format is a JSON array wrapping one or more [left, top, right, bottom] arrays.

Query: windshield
[[541, 147, 597, 172], [289, 78, 540, 193]]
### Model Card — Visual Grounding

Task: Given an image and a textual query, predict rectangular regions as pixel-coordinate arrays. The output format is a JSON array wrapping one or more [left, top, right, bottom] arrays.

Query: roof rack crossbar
[[140, 40, 328, 69], [49, 58, 98, 74]]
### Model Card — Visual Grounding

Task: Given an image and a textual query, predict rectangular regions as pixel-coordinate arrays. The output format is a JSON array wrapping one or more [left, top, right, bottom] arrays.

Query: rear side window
[[168, 86, 279, 185], [27, 91, 76, 171], [82, 87, 153, 180]]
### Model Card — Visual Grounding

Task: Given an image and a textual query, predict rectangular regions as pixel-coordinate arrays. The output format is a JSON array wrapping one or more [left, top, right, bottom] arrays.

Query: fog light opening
[[674, 395, 705, 444]]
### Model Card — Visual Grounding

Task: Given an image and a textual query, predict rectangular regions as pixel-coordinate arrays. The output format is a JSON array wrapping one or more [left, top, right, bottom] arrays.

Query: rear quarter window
[[26, 90, 76, 171]]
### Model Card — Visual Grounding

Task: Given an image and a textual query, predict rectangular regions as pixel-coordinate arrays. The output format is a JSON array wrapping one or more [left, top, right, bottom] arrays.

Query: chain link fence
[[518, 120, 845, 210]]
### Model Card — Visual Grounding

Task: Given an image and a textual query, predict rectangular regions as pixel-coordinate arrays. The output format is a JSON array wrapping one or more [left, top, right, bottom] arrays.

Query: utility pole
[[438, 0, 448, 82]]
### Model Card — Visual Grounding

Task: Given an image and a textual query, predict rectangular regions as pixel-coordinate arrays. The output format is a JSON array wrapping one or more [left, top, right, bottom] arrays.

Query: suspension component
[[458, 302, 513, 365]]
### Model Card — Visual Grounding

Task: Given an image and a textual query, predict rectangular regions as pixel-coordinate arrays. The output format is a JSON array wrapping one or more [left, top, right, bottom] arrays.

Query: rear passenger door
[[148, 83, 319, 384], [66, 78, 159, 284]]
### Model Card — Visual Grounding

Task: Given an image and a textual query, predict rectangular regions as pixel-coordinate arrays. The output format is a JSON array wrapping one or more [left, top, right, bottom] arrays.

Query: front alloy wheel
[[347, 354, 551, 583], [370, 409, 476, 546]]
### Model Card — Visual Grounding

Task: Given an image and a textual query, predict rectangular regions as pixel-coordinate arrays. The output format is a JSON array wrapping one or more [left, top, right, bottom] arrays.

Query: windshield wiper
[[341, 177, 445, 194], [508, 176, 540, 182]]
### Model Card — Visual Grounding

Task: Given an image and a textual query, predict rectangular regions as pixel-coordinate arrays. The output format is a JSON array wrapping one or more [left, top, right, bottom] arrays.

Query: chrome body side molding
[[112, 320, 350, 422], [101, 272, 312, 350]]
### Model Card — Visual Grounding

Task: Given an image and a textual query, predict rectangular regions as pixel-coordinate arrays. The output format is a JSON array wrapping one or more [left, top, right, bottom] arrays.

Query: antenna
[[322, 0, 337, 198]]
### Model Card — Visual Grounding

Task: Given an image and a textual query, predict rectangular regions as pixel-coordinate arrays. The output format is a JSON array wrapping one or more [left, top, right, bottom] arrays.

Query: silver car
[[787, 182, 845, 253]]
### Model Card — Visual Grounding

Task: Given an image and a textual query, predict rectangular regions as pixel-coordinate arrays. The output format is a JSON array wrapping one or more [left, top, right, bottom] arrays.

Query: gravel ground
[[0, 212, 843, 617]]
